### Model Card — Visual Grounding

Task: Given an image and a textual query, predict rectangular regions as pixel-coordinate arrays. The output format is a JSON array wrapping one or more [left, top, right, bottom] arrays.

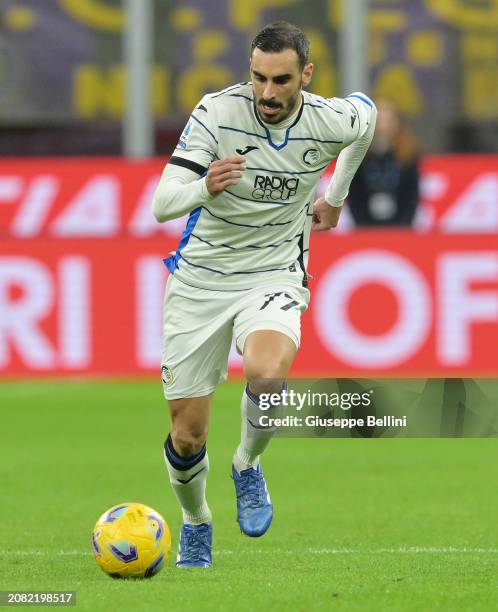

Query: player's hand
[[311, 197, 342, 231], [206, 156, 246, 197]]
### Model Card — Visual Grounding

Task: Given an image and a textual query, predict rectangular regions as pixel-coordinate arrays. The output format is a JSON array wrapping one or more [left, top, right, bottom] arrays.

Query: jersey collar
[[252, 94, 304, 151]]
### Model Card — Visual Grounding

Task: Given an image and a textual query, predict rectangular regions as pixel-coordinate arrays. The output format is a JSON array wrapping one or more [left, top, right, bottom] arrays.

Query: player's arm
[[152, 156, 246, 222], [152, 96, 217, 223], [152, 161, 212, 222], [152, 95, 244, 222], [312, 92, 377, 231]]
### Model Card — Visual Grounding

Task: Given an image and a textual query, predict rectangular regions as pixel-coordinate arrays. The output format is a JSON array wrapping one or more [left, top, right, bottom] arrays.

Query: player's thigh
[[243, 330, 297, 380], [161, 275, 234, 400], [234, 284, 309, 381]]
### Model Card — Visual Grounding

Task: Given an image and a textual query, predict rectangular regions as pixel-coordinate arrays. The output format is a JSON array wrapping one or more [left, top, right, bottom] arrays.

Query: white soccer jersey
[[161, 82, 374, 291]]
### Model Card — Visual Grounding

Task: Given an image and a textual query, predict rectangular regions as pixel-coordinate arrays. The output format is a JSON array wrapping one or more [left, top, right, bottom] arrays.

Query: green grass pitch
[[1, 380, 497, 611]]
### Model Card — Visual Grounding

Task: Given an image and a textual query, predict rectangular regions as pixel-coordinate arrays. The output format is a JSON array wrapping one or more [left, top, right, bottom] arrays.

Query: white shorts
[[161, 275, 310, 400]]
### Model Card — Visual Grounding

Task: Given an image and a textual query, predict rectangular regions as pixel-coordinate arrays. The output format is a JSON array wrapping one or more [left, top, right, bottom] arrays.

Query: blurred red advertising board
[[0, 155, 497, 238], [1, 233, 497, 377], [1, 156, 497, 377]]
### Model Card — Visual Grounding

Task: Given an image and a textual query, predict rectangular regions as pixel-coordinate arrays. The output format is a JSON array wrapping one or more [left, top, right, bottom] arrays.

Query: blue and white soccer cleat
[[176, 523, 212, 568], [232, 464, 273, 537]]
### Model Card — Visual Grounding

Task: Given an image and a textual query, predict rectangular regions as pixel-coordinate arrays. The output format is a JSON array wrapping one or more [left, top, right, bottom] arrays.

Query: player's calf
[[163, 434, 212, 530], [232, 384, 284, 537]]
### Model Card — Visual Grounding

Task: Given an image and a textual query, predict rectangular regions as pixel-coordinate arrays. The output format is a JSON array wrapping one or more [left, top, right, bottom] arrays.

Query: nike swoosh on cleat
[[196, 104, 208, 112], [177, 467, 205, 484], [236, 145, 259, 155]]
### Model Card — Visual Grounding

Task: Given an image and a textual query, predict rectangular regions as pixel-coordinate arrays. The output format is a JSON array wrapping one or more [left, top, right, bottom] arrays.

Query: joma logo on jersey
[[252, 175, 299, 200]]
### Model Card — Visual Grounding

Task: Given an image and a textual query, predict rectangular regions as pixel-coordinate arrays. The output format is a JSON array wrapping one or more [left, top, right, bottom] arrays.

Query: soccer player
[[152, 21, 376, 567]]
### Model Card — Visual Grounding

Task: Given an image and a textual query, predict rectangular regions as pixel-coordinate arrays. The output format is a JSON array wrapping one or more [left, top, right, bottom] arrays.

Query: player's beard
[[257, 81, 302, 125]]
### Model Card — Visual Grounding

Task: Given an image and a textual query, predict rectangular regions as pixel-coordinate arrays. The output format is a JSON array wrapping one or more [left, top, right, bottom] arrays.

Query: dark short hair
[[251, 21, 310, 70]]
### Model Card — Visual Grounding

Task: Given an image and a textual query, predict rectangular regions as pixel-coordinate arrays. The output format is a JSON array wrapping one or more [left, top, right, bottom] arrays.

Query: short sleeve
[[171, 95, 219, 173], [341, 92, 376, 147], [325, 93, 375, 149]]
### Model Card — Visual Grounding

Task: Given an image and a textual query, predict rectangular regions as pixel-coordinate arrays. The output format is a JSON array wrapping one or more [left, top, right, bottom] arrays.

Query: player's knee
[[170, 429, 207, 457], [246, 362, 289, 396], [245, 355, 291, 383], [248, 378, 285, 396]]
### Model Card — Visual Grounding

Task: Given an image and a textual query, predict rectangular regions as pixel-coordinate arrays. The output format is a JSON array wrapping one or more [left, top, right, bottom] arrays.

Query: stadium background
[[2, 3, 498, 610], [1, 0, 497, 378]]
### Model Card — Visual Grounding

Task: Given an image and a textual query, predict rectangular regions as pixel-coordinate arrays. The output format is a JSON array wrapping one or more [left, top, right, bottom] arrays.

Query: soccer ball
[[91, 503, 171, 579]]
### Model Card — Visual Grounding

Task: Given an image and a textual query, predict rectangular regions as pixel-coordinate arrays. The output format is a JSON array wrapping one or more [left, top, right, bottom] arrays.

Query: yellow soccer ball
[[91, 503, 171, 578]]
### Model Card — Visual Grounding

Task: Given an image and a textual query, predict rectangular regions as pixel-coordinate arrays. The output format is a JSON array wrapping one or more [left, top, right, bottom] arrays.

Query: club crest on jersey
[[252, 175, 299, 201], [178, 120, 192, 149], [161, 365, 174, 386], [303, 148, 321, 166]]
